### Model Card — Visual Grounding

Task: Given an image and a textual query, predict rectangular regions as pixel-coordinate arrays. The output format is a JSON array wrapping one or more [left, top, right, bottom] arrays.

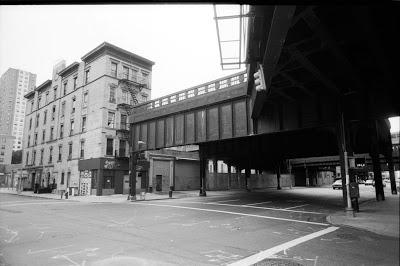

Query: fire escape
[[115, 73, 148, 158]]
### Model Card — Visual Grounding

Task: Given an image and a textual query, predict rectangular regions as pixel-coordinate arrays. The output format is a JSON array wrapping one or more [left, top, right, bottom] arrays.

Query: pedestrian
[[349, 178, 360, 212]]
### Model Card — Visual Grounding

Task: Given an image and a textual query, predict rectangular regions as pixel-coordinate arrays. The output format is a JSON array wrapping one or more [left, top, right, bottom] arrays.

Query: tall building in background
[[21, 42, 154, 196], [0, 69, 36, 165]]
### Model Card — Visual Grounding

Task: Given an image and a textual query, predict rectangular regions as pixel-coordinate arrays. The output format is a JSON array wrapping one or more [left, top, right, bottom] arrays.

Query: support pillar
[[213, 159, 218, 190], [169, 159, 175, 190], [276, 163, 281, 190], [237, 167, 241, 189], [148, 157, 153, 193], [370, 120, 385, 201], [245, 168, 250, 191], [385, 143, 398, 195], [227, 163, 231, 190], [199, 148, 206, 196]]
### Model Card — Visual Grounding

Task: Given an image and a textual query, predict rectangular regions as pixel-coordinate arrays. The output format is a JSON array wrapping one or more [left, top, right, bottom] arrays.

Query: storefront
[[78, 157, 129, 196]]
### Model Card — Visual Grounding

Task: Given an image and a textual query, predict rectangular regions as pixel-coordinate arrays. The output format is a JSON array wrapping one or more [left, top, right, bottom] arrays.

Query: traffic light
[[253, 63, 266, 92]]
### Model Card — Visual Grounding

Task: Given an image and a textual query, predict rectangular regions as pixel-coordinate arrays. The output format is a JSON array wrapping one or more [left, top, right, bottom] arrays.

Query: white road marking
[[246, 201, 272, 206], [1, 200, 53, 204], [212, 199, 240, 203], [1, 201, 80, 207], [285, 204, 310, 210], [180, 201, 324, 215], [131, 202, 330, 226], [27, 245, 74, 255], [228, 226, 339, 266]]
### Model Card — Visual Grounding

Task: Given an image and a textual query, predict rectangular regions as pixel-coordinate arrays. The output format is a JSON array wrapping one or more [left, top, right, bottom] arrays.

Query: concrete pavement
[[1, 186, 399, 238]]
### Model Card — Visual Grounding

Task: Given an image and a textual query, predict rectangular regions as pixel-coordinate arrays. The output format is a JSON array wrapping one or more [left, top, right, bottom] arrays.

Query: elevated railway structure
[[129, 5, 399, 206]]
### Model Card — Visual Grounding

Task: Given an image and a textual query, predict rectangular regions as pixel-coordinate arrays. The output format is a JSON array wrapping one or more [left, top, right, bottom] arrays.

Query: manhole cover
[[253, 258, 304, 266]]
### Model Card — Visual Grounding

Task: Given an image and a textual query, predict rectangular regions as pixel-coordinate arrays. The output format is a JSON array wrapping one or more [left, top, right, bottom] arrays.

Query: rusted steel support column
[[370, 120, 385, 201]]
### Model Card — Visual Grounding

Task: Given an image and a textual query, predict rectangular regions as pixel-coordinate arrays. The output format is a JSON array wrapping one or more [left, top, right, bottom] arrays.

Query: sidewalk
[[326, 190, 400, 238], [0, 188, 227, 203]]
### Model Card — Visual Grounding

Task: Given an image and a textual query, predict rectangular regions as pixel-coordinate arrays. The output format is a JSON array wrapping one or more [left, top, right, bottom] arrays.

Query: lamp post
[[128, 141, 145, 201]]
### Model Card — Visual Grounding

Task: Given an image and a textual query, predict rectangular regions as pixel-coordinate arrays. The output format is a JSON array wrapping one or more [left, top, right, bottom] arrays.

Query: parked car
[[365, 180, 374, 186], [358, 179, 365, 184], [332, 179, 342, 190]]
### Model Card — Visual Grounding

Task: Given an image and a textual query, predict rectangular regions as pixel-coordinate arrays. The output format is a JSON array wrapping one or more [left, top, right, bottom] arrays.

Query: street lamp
[[128, 140, 145, 201]]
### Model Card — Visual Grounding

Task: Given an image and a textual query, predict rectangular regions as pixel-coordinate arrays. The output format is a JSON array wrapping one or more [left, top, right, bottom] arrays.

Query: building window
[[31, 101, 34, 112], [37, 97, 41, 109], [122, 90, 128, 104], [52, 105, 56, 120], [61, 101, 66, 117], [80, 141, 85, 158], [34, 133, 38, 145], [40, 149, 44, 165], [73, 76, 77, 90], [49, 147, 53, 163], [106, 138, 113, 156], [120, 114, 127, 130], [85, 69, 90, 84], [50, 127, 54, 141], [60, 124, 64, 138], [61, 172, 64, 185], [83, 91, 88, 107], [29, 118, 32, 130], [71, 97, 76, 113], [119, 139, 126, 157], [42, 130, 46, 143], [107, 112, 115, 128], [81, 116, 87, 132], [68, 142, 73, 159], [53, 87, 57, 101], [43, 110, 47, 125], [32, 150, 36, 165], [109, 86, 116, 103], [58, 145, 62, 161], [36, 114, 40, 127], [63, 82, 67, 96], [70, 120, 74, 135], [26, 151, 29, 165], [27, 135, 31, 147], [45, 91, 49, 104], [111, 62, 118, 77], [123, 66, 129, 79]]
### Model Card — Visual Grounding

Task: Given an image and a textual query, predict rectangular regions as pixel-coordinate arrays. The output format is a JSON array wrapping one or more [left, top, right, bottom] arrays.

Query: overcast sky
[[0, 5, 398, 132], [0, 4, 244, 98]]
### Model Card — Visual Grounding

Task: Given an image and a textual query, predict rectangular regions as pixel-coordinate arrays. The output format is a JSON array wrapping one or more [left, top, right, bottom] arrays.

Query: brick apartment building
[[21, 42, 154, 196]]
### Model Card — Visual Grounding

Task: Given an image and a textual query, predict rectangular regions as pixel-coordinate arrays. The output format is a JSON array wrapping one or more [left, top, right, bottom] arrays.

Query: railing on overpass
[[131, 71, 247, 114]]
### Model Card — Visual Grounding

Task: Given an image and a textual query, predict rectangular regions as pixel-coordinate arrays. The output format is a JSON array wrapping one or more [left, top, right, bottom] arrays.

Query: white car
[[365, 180, 374, 186], [332, 179, 342, 190]]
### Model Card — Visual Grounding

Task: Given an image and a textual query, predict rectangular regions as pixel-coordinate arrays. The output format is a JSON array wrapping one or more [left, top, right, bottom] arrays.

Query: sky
[[0, 4, 244, 99], [0, 5, 398, 133]]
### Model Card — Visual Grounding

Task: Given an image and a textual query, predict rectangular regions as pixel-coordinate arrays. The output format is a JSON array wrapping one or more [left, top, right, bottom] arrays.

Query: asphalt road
[[0, 188, 398, 266]]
